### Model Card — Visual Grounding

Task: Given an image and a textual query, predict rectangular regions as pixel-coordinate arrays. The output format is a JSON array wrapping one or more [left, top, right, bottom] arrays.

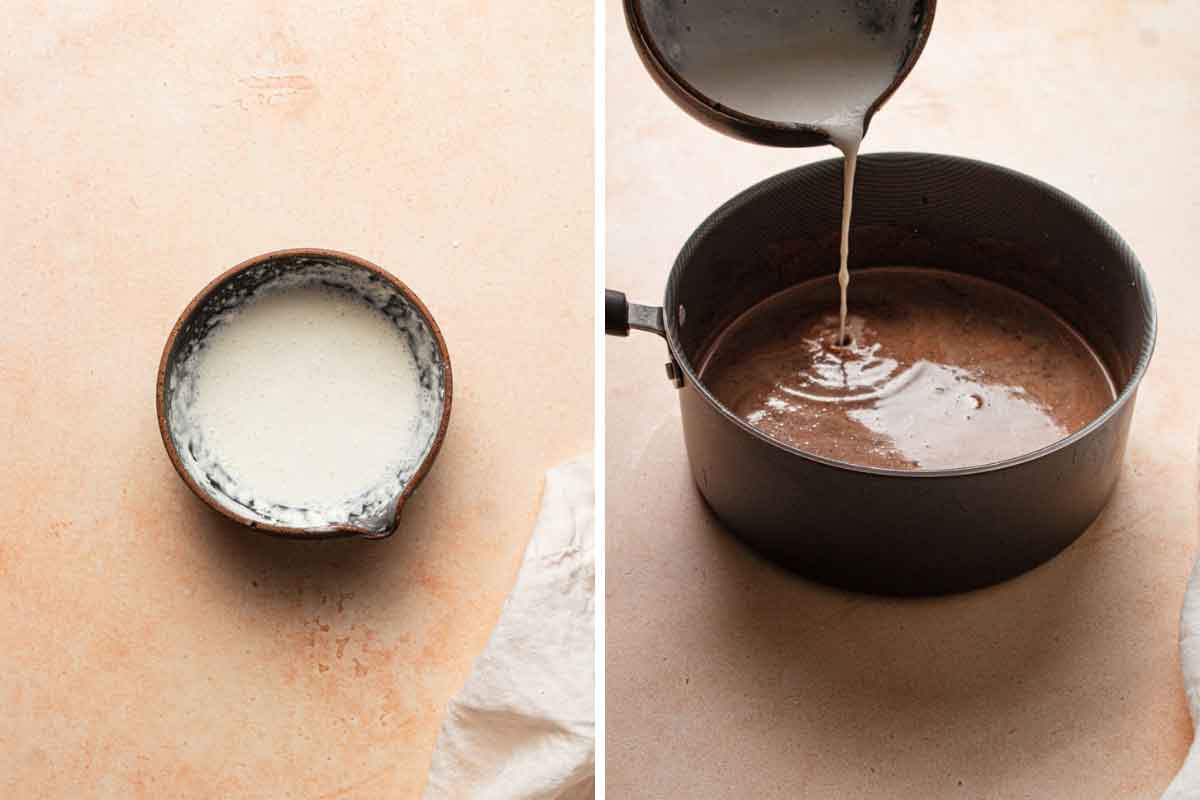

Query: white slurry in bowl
[[166, 261, 446, 532], [191, 285, 421, 511]]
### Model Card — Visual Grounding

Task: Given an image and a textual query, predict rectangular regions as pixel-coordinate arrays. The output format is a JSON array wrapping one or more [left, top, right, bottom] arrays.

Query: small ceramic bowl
[[157, 249, 452, 539]]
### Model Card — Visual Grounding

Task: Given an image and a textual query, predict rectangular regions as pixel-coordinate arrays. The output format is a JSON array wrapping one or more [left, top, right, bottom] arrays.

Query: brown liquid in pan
[[700, 268, 1116, 470]]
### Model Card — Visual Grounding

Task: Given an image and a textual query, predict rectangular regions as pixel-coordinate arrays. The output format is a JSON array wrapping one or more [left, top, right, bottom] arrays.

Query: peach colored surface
[[0, 3, 591, 798], [606, 1, 1197, 797]]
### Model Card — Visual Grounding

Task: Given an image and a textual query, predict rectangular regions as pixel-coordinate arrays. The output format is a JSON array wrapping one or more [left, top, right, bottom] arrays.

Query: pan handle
[[606, 289, 684, 388], [605, 289, 665, 338]]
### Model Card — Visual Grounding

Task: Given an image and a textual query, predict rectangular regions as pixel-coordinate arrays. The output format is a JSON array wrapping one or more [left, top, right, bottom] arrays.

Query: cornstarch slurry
[[190, 285, 423, 512]]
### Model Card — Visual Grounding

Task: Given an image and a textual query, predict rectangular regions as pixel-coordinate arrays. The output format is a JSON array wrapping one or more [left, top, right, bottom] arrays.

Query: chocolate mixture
[[700, 267, 1115, 470]]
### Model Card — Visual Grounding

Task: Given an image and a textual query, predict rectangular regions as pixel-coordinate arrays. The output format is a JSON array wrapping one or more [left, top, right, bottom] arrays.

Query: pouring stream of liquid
[[665, 3, 911, 338], [835, 135, 860, 344]]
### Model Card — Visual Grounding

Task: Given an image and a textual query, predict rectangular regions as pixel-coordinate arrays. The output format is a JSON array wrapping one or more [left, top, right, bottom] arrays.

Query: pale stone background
[[0, 2, 592, 797], [606, 1, 1199, 797]]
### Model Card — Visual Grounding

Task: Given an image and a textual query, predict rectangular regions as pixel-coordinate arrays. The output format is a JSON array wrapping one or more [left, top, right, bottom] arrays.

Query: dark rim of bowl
[[155, 248, 454, 539], [625, 0, 937, 144], [662, 152, 1157, 479]]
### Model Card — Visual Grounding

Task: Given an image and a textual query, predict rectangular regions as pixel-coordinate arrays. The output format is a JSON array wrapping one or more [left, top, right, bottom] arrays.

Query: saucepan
[[606, 153, 1155, 595]]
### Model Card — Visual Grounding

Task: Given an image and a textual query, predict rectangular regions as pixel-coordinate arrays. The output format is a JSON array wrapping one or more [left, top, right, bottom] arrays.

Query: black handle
[[605, 289, 667, 338], [606, 290, 631, 336], [605, 288, 680, 386]]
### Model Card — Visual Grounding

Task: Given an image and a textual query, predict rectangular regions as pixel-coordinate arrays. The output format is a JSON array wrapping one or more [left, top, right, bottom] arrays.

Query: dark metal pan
[[607, 153, 1155, 595]]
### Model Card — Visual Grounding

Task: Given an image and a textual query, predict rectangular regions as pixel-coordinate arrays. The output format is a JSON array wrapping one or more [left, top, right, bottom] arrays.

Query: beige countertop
[[0, 3, 591, 797], [606, 1, 1198, 797]]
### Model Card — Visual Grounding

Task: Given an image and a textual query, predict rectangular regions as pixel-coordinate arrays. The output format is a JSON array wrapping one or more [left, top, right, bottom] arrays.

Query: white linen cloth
[[1163, 556, 1200, 798], [423, 456, 595, 800]]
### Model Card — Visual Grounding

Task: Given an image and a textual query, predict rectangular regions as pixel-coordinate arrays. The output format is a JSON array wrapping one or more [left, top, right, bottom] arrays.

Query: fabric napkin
[[1162, 557, 1200, 797], [422, 455, 595, 800]]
